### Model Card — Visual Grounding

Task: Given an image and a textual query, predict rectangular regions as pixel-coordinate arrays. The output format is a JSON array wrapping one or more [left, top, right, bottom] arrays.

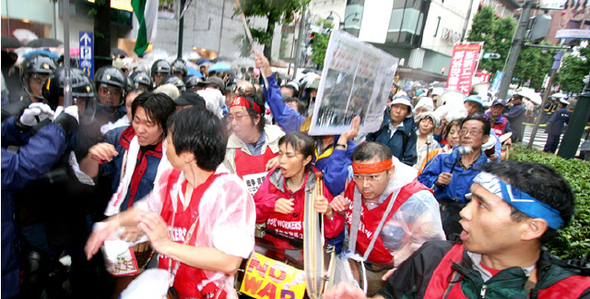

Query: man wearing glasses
[[331, 142, 444, 271], [418, 116, 491, 238]]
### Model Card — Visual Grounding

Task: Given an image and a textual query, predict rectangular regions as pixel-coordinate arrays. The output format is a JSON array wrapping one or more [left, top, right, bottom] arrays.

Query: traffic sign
[[483, 53, 501, 59], [79, 31, 94, 79]]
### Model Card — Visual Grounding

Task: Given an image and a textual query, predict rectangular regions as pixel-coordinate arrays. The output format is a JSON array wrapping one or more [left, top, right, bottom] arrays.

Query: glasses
[[459, 129, 483, 136], [99, 86, 122, 97], [227, 114, 249, 122], [352, 172, 387, 183], [233, 85, 247, 94]]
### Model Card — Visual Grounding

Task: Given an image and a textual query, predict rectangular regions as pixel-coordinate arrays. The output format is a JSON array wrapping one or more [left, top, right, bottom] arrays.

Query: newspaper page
[[308, 30, 399, 136]]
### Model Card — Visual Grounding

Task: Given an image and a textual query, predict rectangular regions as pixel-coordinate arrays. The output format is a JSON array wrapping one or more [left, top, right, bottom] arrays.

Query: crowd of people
[[1, 48, 589, 299]]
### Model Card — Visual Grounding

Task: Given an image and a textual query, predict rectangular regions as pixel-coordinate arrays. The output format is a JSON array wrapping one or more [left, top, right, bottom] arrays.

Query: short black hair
[[279, 132, 314, 172], [167, 107, 228, 171], [283, 96, 305, 114], [352, 142, 392, 163], [480, 160, 575, 243], [461, 115, 491, 137], [131, 91, 176, 136]]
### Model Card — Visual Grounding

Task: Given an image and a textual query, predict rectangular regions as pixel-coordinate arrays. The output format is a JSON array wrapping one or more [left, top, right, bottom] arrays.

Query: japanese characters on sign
[[446, 43, 482, 94]]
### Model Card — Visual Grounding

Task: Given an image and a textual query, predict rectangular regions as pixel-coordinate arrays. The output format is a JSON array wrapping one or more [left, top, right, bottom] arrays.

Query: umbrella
[[27, 38, 63, 48], [187, 66, 204, 78], [12, 29, 38, 44], [208, 62, 231, 73], [196, 57, 211, 65], [550, 92, 568, 98], [2, 36, 23, 49], [516, 88, 542, 105], [22, 49, 59, 59], [111, 48, 128, 57], [232, 57, 255, 69]]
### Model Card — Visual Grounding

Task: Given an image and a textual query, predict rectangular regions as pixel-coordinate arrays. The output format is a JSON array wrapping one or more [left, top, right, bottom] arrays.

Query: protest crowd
[[1, 38, 589, 299]]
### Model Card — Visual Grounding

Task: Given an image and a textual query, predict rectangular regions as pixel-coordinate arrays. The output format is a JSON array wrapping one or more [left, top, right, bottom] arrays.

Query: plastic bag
[[119, 269, 170, 299]]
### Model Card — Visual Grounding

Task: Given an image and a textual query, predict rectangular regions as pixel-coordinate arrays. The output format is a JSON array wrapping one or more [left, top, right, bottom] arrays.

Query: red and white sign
[[446, 43, 482, 94]]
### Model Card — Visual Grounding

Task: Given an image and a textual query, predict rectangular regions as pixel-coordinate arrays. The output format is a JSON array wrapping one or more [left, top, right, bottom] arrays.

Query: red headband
[[230, 96, 261, 114], [352, 158, 393, 174]]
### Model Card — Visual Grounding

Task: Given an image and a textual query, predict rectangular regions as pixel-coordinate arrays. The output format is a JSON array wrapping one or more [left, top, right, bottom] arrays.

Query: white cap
[[389, 96, 415, 118]]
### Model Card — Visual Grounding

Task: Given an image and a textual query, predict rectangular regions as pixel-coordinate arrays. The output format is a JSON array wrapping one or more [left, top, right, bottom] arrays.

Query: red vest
[[491, 117, 508, 137], [263, 173, 309, 240], [234, 146, 278, 195], [158, 169, 224, 299], [345, 179, 428, 265]]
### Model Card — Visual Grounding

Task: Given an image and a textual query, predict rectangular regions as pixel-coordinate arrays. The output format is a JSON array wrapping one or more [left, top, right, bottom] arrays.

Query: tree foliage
[[513, 43, 554, 90], [556, 45, 590, 94], [468, 6, 553, 91], [238, 0, 309, 60], [310, 20, 333, 69], [467, 6, 515, 74]]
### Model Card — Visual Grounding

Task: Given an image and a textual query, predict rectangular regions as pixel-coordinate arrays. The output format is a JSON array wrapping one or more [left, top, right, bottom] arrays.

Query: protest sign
[[446, 43, 482, 94], [308, 30, 399, 136], [240, 252, 306, 299]]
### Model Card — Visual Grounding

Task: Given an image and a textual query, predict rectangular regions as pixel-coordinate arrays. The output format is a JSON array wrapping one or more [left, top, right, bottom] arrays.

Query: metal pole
[[177, 15, 184, 59], [497, 0, 534, 100], [63, 0, 72, 107], [288, 18, 298, 76], [294, 6, 306, 78], [528, 51, 563, 147], [558, 70, 590, 159]]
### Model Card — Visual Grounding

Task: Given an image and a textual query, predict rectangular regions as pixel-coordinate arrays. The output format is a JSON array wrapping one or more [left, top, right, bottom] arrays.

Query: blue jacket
[[1, 117, 67, 298], [100, 126, 163, 212], [545, 107, 570, 136], [264, 75, 355, 195], [417, 146, 488, 202], [313, 136, 355, 196], [264, 75, 305, 134], [366, 110, 417, 166]]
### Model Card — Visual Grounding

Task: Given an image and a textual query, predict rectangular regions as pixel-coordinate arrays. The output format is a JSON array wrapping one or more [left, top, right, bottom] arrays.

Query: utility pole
[[497, 0, 535, 100]]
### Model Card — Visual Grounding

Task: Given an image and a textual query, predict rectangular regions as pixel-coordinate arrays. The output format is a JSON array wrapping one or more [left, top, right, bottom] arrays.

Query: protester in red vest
[[85, 107, 255, 299], [254, 131, 344, 240], [331, 142, 445, 268], [223, 93, 284, 196], [325, 160, 590, 299]]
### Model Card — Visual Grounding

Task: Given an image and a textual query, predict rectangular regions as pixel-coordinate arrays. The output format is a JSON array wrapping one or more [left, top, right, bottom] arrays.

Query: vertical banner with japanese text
[[446, 43, 482, 94]]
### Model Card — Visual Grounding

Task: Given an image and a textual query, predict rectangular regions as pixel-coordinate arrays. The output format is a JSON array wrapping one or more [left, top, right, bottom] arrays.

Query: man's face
[[464, 101, 481, 117], [153, 73, 167, 86], [460, 119, 488, 150], [309, 89, 317, 99], [511, 96, 523, 105], [490, 104, 504, 118], [228, 106, 258, 141], [98, 84, 123, 107], [459, 183, 525, 255], [389, 103, 409, 124], [29, 73, 50, 98], [352, 157, 394, 201]]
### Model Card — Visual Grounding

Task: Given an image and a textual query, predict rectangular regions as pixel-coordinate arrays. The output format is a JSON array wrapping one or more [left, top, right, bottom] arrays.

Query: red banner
[[446, 43, 482, 94]]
